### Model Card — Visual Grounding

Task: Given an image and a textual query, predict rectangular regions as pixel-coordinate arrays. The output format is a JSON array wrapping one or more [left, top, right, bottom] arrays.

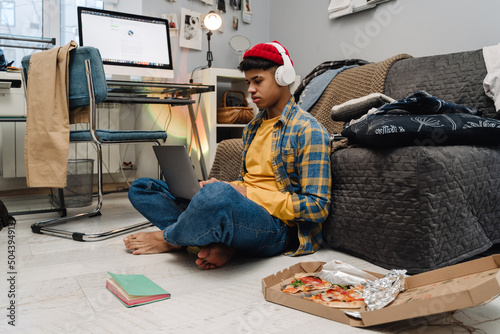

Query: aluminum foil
[[317, 260, 406, 318], [362, 269, 407, 311], [318, 260, 378, 285]]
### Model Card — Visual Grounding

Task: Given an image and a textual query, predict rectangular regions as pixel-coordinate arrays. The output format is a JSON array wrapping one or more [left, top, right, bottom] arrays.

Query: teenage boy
[[123, 41, 331, 269]]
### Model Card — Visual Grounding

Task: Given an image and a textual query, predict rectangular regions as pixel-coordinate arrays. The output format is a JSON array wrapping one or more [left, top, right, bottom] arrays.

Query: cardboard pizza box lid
[[262, 255, 500, 327]]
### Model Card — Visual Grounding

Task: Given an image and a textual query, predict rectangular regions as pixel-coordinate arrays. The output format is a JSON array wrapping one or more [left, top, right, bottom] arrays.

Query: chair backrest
[[21, 46, 108, 109]]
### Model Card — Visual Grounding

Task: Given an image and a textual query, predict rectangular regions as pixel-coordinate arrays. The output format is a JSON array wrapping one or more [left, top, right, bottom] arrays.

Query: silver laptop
[[152, 145, 201, 200]]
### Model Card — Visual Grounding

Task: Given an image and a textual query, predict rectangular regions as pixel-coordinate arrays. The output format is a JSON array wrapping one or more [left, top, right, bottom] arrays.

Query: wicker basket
[[217, 90, 254, 124]]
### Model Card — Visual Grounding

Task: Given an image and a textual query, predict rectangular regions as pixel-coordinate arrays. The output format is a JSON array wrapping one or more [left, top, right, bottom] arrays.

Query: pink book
[[106, 272, 170, 307]]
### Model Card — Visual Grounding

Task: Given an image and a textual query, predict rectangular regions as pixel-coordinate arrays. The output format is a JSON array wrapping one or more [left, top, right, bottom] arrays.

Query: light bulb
[[204, 11, 222, 31]]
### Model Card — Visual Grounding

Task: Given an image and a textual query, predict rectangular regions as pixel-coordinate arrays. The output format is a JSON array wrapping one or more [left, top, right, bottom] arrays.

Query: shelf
[[216, 123, 247, 127], [191, 68, 255, 174], [216, 127, 244, 143]]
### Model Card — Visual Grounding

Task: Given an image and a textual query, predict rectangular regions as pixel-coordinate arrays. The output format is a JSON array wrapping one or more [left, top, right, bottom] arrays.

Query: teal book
[[106, 272, 171, 307]]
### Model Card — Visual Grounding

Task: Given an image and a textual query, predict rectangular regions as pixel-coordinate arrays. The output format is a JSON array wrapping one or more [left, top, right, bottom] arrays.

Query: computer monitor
[[77, 6, 174, 80]]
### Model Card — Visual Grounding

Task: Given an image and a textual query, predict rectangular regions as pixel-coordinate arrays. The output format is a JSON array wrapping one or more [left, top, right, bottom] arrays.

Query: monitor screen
[[77, 7, 174, 80]]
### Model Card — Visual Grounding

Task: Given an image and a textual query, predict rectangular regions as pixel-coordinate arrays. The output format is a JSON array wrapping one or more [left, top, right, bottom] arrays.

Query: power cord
[[189, 65, 208, 83]]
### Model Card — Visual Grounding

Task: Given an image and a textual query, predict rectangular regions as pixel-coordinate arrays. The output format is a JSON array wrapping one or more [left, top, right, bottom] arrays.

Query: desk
[[105, 80, 215, 179]]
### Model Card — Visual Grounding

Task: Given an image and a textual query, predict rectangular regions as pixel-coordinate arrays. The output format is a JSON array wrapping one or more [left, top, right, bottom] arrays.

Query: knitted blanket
[[294, 59, 370, 101], [208, 138, 244, 182], [309, 53, 412, 134]]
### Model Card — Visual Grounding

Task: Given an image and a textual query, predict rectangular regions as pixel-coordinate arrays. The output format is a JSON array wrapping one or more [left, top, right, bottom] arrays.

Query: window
[[0, 1, 15, 27], [60, 0, 103, 46], [0, 0, 43, 66], [0, 1, 42, 34], [0, 0, 102, 66]]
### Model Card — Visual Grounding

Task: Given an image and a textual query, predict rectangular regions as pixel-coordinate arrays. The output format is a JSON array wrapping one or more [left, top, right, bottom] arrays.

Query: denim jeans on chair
[[128, 178, 289, 257]]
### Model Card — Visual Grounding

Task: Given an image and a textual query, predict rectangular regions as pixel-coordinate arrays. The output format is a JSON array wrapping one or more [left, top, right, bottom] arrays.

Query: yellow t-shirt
[[232, 117, 296, 224]]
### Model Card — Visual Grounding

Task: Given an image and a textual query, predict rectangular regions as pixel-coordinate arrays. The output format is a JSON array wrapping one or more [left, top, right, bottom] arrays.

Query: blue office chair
[[21, 46, 166, 241]]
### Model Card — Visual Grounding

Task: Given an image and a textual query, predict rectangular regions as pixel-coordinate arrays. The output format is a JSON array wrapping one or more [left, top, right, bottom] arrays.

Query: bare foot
[[123, 231, 182, 255], [195, 243, 236, 270]]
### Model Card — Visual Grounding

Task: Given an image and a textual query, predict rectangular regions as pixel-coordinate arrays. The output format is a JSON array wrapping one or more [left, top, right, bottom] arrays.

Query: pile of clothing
[[339, 91, 500, 147]]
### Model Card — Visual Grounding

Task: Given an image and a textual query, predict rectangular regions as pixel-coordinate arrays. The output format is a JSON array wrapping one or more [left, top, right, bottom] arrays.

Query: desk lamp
[[204, 11, 222, 67]]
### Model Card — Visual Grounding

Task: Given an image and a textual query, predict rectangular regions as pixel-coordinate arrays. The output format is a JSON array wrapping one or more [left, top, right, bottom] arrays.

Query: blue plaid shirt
[[238, 97, 331, 256]]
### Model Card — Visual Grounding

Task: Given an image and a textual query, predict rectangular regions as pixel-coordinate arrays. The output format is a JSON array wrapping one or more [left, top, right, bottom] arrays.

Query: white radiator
[[1, 103, 124, 178], [1, 122, 26, 178]]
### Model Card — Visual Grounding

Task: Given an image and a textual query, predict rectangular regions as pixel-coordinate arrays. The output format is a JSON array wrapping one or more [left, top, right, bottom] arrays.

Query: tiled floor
[[1, 192, 500, 333]]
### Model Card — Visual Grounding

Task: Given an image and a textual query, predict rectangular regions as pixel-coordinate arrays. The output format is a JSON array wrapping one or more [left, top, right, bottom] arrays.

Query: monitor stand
[[109, 74, 132, 82]]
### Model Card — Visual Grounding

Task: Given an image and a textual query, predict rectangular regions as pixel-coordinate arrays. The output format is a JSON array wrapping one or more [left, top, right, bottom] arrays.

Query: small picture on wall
[[243, 0, 251, 14], [162, 13, 179, 37], [242, 0, 252, 23], [230, 0, 241, 10], [180, 8, 202, 50], [232, 16, 239, 30], [217, 0, 226, 13]]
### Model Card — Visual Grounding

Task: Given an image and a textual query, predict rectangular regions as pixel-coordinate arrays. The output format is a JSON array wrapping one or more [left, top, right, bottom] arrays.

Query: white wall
[[270, 0, 500, 79]]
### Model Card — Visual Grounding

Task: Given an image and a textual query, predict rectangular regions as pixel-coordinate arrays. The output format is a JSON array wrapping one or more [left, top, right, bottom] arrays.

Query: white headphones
[[267, 42, 296, 86]]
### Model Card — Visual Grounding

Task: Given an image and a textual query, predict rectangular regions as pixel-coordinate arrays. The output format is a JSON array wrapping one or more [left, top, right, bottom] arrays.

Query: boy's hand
[[225, 182, 247, 198], [199, 178, 220, 188]]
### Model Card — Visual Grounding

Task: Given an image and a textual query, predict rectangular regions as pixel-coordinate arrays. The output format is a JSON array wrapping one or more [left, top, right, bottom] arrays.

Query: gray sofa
[[209, 49, 500, 274]]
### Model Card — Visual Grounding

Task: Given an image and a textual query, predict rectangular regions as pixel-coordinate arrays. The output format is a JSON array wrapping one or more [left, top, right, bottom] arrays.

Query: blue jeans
[[128, 178, 290, 257]]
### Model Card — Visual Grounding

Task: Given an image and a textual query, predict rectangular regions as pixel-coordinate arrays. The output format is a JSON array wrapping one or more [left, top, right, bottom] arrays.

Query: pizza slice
[[281, 273, 332, 295], [304, 284, 365, 309]]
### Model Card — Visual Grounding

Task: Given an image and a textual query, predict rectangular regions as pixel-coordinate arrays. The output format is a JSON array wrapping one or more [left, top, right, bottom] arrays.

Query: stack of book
[[106, 272, 171, 308]]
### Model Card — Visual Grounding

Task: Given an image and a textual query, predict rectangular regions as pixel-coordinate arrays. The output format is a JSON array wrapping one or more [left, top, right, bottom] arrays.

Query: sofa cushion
[[342, 113, 500, 147]]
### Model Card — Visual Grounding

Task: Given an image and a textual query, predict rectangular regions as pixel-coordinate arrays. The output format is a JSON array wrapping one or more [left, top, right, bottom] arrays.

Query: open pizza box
[[262, 255, 500, 327]]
